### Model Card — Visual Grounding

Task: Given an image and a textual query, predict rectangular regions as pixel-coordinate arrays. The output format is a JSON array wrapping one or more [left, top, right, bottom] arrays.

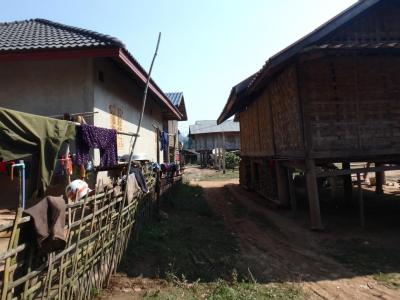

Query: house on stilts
[[218, 0, 400, 229]]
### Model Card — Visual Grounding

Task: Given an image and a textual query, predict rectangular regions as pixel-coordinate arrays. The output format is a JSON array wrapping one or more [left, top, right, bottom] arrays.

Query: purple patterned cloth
[[75, 124, 118, 167]]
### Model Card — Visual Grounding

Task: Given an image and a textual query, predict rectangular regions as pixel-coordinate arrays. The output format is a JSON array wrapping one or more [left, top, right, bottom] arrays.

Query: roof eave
[[117, 49, 182, 120], [217, 89, 236, 124], [0, 46, 119, 61], [0, 46, 182, 120], [250, 0, 381, 91], [178, 96, 188, 121], [217, 73, 257, 124]]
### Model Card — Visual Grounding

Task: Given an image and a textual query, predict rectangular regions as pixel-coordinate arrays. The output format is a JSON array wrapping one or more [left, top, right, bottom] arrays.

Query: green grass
[[207, 170, 239, 181], [324, 238, 400, 289], [116, 183, 303, 299], [326, 238, 400, 274], [143, 278, 302, 300], [373, 272, 400, 289], [185, 169, 239, 182], [118, 183, 240, 281]]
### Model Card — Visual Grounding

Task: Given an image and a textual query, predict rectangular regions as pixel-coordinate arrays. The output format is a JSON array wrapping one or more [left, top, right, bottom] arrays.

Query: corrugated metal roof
[[166, 92, 183, 106], [166, 92, 188, 120], [0, 19, 123, 51], [189, 120, 239, 135]]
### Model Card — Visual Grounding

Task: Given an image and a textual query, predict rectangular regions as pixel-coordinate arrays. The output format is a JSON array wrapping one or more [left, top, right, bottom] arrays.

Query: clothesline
[[49, 111, 139, 137], [73, 122, 139, 137], [48, 111, 99, 119], [152, 124, 176, 136]]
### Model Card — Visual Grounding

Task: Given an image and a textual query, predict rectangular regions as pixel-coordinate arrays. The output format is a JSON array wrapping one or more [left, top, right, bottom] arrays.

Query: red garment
[[268, 160, 275, 174], [0, 162, 6, 173]]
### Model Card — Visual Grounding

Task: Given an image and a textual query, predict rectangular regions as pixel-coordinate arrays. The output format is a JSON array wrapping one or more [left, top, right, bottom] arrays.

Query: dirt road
[[101, 167, 400, 299], [196, 169, 400, 299]]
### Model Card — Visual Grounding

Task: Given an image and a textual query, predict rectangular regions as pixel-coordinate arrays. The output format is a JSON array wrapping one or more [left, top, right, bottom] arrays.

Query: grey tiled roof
[[189, 120, 239, 135], [0, 19, 124, 51], [0, 19, 184, 119], [166, 92, 183, 107]]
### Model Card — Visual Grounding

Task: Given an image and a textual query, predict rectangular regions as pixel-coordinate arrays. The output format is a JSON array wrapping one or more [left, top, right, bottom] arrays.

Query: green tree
[[225, 152, 240, 169]]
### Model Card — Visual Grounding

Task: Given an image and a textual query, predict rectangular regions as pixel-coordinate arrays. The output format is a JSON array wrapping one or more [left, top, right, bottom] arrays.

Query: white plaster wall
[[92, 58, 163, 162], [0, 59, 93, 116], [0, 57, 165, 164]]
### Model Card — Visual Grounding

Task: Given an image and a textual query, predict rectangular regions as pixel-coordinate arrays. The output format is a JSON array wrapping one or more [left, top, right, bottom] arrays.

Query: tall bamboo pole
[[106, 33, 161, 286]]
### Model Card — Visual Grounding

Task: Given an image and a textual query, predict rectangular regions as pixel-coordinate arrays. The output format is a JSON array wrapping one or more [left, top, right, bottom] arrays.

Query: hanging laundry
[[24, 196, 67, 253], [160, 131, 169, 152], [151, 162, 161, 172], [0, 160, 7, 174], [130, 168, 149, 193], [126, 173, 140, 203], [75, 124, 118, 167], [0, 107, 76, 195]]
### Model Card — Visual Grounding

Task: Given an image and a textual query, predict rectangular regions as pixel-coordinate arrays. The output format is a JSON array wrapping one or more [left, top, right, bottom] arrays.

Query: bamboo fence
[[0, 168, 180, 300]]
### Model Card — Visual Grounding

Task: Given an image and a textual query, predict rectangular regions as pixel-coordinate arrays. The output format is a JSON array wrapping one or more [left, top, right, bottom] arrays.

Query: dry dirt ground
[[101, 166, 400, 299]]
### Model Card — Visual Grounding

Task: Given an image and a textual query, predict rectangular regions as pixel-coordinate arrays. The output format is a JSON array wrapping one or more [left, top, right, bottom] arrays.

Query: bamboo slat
[[0, 168, 179, 300]]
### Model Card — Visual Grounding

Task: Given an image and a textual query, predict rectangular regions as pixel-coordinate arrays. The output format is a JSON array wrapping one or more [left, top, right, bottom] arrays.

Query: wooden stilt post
[[222, 133, 226, 174], [357, 172, 365, 228], [305, 158, 323, 230], [342, 162, 352, 201], [287, 168, 297, 211], [375, 162, 385, 195], [250, 160, 256, 191], [275, 161, 289, 206], [156, 128, 161, 216]]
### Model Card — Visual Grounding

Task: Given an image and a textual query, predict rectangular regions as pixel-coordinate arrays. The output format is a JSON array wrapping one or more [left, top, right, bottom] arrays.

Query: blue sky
[[1, 0, 356, 134]]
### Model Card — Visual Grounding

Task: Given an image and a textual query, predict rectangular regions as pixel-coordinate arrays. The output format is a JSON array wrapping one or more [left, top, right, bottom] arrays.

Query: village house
[[165, 92, 188, 163], [0, 19, 185, 164], [189, 120, 240, 166], [218, 0, 400, 229]]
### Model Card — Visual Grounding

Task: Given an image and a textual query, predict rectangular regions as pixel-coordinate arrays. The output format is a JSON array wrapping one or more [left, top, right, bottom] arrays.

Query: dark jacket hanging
[[24, 195, 67, 253]]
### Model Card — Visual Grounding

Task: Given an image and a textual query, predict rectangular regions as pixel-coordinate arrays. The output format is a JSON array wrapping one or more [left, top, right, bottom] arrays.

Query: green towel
[[0, 107, 76, 195]]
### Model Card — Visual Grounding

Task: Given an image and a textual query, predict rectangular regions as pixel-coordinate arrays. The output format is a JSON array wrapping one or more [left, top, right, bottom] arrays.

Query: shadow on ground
[[117, 183, 241, 282], [116, 179, 400, 296]]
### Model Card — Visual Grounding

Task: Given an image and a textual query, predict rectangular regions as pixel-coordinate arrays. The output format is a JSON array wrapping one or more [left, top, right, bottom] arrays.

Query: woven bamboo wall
[[240, 65, 304, 158], [269, 65, 304, 157], [0, 170, 180, 300], [299, 53, 400, 159], [239, 85, 275, 157], [323, 0, 400, 43]]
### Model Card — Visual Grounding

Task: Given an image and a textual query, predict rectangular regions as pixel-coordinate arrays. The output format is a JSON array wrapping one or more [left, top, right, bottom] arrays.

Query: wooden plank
[[287, 168, 297, 211], [316, 164, 400, 177], [375, 162, 385, 195], [342, 162, 353, 200], [275, 161, 289, 206], [357, 173, 365, 228], [305, 159, 323, 230], [281, 160, 306, 171]]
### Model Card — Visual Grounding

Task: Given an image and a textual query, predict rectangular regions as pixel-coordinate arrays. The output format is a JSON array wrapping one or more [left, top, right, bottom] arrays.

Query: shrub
[[225, 152, 240, 170]]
